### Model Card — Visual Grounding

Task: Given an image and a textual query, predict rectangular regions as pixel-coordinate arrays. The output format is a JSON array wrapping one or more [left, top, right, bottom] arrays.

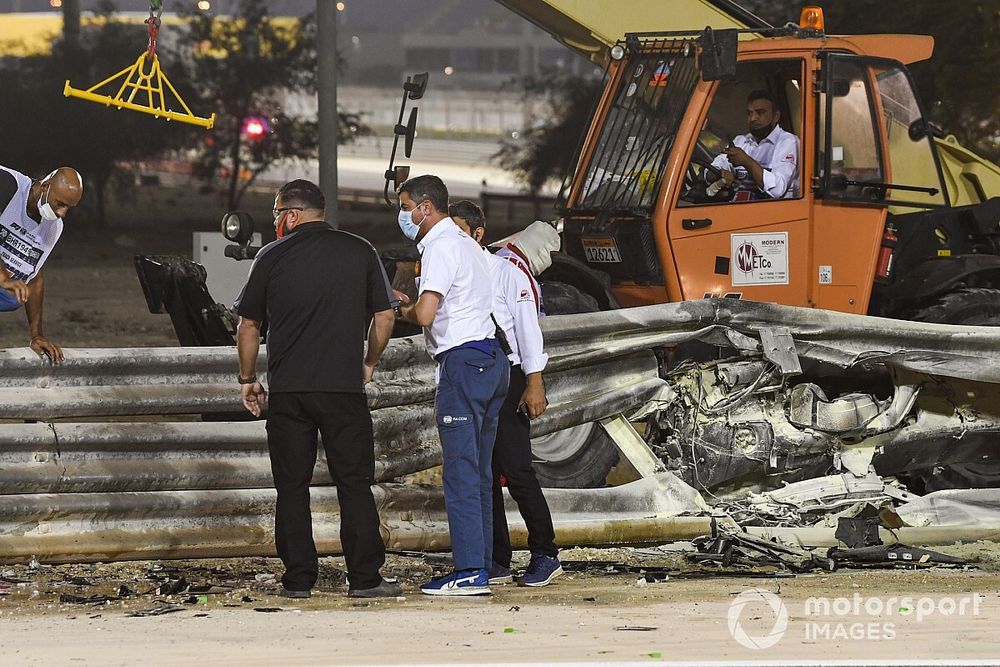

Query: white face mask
[[397, 201, 426, 241], [37, 185, 59, 222]]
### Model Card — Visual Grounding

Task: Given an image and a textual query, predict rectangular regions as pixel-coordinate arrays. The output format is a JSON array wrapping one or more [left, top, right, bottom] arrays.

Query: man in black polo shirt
[[234, 179, 402, 599]]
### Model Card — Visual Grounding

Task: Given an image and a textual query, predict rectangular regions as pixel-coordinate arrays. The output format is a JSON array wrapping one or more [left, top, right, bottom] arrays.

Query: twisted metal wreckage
[[2, 298, 999, 566]]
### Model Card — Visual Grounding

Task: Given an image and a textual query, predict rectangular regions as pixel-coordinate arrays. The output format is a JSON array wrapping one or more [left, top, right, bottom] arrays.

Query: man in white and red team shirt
[[0, 165, 83, 362], [491, 220, 561, 315], [451, 201, 564, 588]]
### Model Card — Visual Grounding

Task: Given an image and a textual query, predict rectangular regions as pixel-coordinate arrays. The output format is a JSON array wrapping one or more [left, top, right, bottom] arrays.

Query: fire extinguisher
[[876, 222, 898, 282]]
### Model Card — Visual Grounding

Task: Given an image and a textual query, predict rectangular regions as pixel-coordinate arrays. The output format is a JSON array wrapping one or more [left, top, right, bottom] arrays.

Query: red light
[[242, 116, 269, 140]]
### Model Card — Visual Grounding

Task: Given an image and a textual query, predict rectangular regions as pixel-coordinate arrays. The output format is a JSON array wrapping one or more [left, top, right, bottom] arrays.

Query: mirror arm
[[843, 180, 939, 196], [383, 77, 411, 206]]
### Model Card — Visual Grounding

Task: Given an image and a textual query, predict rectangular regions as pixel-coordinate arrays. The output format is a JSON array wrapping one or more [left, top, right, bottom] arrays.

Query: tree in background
[[174, 0, 369, 209], [494, 70, 603, 196], [0, 4, 186, 226], [0, 0, 370, 223], [740, 0, 999, 163]]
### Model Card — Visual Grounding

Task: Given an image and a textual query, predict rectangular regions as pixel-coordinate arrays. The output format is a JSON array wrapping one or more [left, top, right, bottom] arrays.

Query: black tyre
[[910, 288, 1000, 488], [912, 288, 1000, 325], [541, 280, 599, 315], [531, 423, 620, 488], [531, 279, 618, 488]]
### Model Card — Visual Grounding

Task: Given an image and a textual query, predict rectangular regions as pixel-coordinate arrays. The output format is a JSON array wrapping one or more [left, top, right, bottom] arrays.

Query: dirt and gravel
[[2, 547, 1000, 665], [4, 185, 1000, 663]]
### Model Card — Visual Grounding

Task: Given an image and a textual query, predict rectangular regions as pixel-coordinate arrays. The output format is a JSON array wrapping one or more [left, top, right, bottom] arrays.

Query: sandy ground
[[2, 548, 1000, 665], [4, 184, 1000, 664]]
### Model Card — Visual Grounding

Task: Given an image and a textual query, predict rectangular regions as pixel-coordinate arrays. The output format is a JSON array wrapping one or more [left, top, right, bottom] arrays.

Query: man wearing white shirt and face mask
[[451, 200, 563, 588], [395, 175, 509, 597], [708, 90, 799, 201]]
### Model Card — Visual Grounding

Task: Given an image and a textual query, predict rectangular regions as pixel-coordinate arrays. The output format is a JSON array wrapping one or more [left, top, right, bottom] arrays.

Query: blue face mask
[[397, 201, 426, 241]]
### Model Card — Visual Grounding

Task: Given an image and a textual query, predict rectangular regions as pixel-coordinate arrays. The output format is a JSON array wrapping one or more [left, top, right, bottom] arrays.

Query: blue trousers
[[0, 289, 21, 312], [435, 341, 509, 571]]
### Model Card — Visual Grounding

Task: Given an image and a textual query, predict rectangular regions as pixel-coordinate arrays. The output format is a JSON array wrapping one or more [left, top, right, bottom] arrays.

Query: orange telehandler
[[504, 5, 1000, 330], [488, 3, 1000, 488]]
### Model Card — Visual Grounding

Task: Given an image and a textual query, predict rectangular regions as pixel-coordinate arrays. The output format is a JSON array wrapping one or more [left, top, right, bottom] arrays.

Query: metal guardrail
[[0, 310, 675, 563], [481, 191, 560, 226], [340, 136, 499, 165], [0, 309, 682, 420], [7, 299, 1000, 563], [0, 477, 711, 564], [0, 353, 660, 496]]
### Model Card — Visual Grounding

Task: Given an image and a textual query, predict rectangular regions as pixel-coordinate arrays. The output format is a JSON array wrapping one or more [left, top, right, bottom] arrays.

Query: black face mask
[[751, 122, 777, 141]]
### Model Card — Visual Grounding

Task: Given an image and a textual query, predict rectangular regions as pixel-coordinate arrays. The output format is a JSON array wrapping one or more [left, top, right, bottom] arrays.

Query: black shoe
[[348, 578, 403, 598], [279, 586, 311, 599]]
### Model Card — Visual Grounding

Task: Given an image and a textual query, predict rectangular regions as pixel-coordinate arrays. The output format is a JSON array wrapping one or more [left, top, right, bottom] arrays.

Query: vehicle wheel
[[910, 288, 1000, 488], [912, 287, 1000, 325], [541, 280, 599, 315], [531, 280, 618, 487], [531, 422, 620, 488]]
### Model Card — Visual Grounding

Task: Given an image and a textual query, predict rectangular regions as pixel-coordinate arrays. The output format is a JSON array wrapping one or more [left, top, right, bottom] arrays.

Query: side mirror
[[700, 27, 737, 81], [394, 107, 419, 158], [828, 174, 849, 192], [907, 118, 943, 141], [384, 165, 411, 189], [384, 72, 428, 206], [405, 72, 429, 100]]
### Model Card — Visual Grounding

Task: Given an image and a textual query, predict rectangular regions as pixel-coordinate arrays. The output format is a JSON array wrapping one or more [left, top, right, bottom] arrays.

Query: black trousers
[[265, 392, 385, 591], [491, 365, 558, 568]]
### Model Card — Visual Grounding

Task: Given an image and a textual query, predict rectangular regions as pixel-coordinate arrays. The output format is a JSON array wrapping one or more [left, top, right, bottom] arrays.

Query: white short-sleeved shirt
[[417, 217, 495, 358], [487, 250, 547, 374], [710, 124, 799, 199]]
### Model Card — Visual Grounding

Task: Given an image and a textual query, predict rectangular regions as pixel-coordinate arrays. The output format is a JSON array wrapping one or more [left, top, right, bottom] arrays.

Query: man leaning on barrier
[[0, 164, 84, 362], [233, 179, 402, 599]]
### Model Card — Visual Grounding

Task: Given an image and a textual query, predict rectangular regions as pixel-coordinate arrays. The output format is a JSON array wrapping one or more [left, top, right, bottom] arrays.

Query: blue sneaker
[[488, 562, 513, 585], [521, 555, 563, 587], [420, 568, 491, 596]]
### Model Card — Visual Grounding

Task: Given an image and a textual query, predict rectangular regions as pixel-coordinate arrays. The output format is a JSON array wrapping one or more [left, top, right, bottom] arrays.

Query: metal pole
[[317, 0, 339, 226], [62, 0, 81, 54]]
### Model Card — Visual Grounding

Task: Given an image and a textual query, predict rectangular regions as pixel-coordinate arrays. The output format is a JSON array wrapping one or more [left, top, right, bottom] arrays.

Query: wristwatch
[[238, 374, 257, 385]]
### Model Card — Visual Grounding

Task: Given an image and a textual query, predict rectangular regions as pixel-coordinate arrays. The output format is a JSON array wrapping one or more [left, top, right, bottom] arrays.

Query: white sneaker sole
[[522, 566, 564, 587], [420, 585, 492, 596], [489, 575, 513, 585]]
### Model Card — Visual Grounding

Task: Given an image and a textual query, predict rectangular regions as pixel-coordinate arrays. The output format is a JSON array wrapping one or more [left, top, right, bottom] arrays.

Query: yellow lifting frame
[[63, 52, 216, 130]]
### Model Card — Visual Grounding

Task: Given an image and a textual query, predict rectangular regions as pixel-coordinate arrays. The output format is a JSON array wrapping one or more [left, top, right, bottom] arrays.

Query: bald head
[[29, 167, 83, 221]]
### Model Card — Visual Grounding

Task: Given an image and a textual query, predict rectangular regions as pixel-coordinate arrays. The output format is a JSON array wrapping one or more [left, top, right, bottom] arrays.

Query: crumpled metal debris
[[128, 602, 186, 617], [724, 474, 919, 528], [688, 529, 835, 573]]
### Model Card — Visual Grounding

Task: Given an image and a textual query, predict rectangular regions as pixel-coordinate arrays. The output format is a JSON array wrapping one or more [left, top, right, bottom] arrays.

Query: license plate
[[581, 237, 622, 263]]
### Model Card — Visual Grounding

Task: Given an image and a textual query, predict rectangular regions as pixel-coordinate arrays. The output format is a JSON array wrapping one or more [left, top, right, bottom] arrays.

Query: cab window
[[679, 59, 803, 207]]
